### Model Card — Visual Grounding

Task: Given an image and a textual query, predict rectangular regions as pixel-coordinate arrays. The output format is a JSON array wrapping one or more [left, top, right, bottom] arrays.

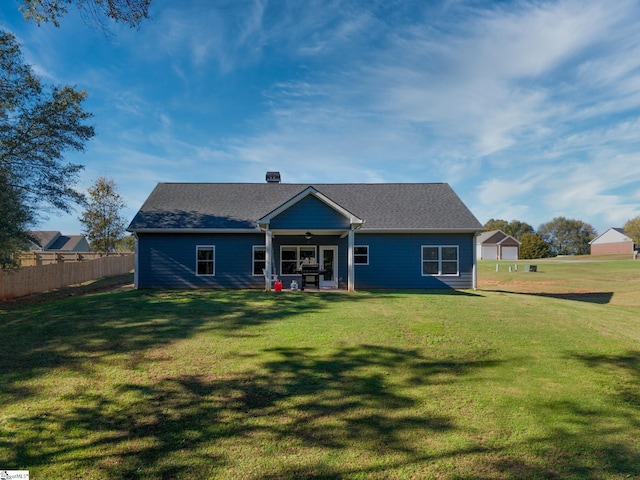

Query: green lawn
[[1, 258, 639, 479]]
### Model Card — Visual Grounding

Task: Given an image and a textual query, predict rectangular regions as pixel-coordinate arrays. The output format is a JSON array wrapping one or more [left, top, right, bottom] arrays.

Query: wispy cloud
[[220, 0, 640, 230], [138, 0, 270, 72], [3, 0, 639, 234]]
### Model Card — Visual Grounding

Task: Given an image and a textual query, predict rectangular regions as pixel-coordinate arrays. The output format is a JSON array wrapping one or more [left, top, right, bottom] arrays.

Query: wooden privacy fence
[[0, 254, 135, 300], [19, 251, 126, 266]]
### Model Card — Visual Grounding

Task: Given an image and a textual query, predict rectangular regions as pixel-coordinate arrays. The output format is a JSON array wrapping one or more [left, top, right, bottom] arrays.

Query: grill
[[299, 263, 325, 290]]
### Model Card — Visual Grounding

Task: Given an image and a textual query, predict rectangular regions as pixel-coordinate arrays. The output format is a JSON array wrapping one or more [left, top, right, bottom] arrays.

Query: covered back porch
[[261, 230, 354, 291], [257, 186, 364, 292]]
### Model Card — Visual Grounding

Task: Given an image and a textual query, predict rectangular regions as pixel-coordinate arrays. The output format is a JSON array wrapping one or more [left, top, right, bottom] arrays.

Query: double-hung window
[[422, 246, 458, 276], [253, 246, 266, 276], [281, 246, 317, 275], [354, 245, 369, 265], [196, 246, 215, 276]]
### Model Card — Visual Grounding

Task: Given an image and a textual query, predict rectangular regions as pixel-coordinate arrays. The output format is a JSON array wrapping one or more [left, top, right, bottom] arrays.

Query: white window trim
[[421, 245, 459, 276], [354, 245, 369, 265], [253, 245, 266, 276], [196, 245, 215, 276], [280, 245, 317, 276]]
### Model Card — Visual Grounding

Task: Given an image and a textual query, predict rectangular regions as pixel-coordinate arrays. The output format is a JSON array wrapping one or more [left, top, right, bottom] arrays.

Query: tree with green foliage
[[623, 216, 640, 244], [484, 218, 509, 233], [537, 217, 597, 256], [79, 177, 127, 252], [0, 170, 35, 268], [506, 220, 534, 240], [484, 218, 534, 240], [18, 0, 151, 29], [115, 234, 136, 252], [1, 30, 94, 269], [519, 232, 551, 259]]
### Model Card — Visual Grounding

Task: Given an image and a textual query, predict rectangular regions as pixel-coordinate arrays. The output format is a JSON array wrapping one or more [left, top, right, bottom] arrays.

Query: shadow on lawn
[[5, 344, 498, 478], [0, 289, 372, 405], [9, 344, 640, 479], [362, 288, 483, 296], [572, 350, 640, 407], [491, 397, 640, 480], [481, 351, 640, 480], [3, 291, 640, 478], [488, 290, 615, 305], [529, 291, 614, 304]]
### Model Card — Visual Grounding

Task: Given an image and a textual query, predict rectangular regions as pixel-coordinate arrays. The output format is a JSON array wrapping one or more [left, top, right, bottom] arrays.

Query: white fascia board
[[259, 186, 364, 226]]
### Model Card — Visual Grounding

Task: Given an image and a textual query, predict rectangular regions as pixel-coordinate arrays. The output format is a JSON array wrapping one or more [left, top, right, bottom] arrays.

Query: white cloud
[[9, 0, 639, 235], [472, 147, 640, 231], [221, 0, 640, 231], [366, 0, 635, 157]]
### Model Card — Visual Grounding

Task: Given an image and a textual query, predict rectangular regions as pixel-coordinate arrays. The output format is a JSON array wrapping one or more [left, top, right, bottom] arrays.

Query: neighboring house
[[589, 228, 635, 255], [29, 231, 92, 252], [127, 173, 483, 291], [476, 230, 520, 260]]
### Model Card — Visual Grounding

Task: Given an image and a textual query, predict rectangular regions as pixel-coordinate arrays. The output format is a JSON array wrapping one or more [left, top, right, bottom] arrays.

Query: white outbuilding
[[589, 228, 635, 255], [476, 230, 520, 260]]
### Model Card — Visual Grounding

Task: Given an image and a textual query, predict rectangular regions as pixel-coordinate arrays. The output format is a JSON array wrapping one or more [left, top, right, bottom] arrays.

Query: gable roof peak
[[259, 186, 363, 226]]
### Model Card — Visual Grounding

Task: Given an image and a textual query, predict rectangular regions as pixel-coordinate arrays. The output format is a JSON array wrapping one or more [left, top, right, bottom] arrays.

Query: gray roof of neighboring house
[[29, 230, 61, 250], [29, 231, 91, 252], [49, 235, 90, 251], [476, 230, 520, 245], [128, 182, 483, 232]]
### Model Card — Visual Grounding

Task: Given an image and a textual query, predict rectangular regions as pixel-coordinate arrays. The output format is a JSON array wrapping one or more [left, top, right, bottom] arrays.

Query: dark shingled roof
[[28, 231, 91, 252], [476, 230, 521, 245], [48, 235, 87, 251], [127, 182, 482, 231], [29, 230, 60, 250]]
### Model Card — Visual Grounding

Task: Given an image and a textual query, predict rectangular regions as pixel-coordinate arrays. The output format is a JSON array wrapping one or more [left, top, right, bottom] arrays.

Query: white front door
[[319, 246, 338, 288]]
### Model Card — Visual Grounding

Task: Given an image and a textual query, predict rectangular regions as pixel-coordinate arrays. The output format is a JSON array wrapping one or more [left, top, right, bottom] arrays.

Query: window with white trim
[[422, 246, 458, 276], [354, 245, 369, 265], [253, 246, 266, 276], [196, 246, 215, 276], [281, 246, 317, 275]]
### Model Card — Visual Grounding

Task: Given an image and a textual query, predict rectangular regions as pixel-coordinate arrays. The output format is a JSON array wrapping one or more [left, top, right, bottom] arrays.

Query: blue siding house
[[127, 173, 483, 291]]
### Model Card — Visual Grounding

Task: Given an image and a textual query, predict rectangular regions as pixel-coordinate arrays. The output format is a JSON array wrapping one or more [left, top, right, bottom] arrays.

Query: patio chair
[[262, 268, 279, 287]]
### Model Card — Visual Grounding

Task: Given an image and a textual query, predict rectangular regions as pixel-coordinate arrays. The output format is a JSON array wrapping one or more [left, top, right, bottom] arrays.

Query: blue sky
[[2, 0, 640, 236]]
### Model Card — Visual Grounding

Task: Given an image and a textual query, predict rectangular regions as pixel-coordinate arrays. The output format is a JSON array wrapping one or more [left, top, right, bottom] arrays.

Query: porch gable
[[260, 187, 363, 230]]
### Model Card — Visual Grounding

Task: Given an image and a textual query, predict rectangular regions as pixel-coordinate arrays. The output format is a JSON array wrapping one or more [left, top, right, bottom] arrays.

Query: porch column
[[265, 229, 273, 291], [348, 227, 355, 292]]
